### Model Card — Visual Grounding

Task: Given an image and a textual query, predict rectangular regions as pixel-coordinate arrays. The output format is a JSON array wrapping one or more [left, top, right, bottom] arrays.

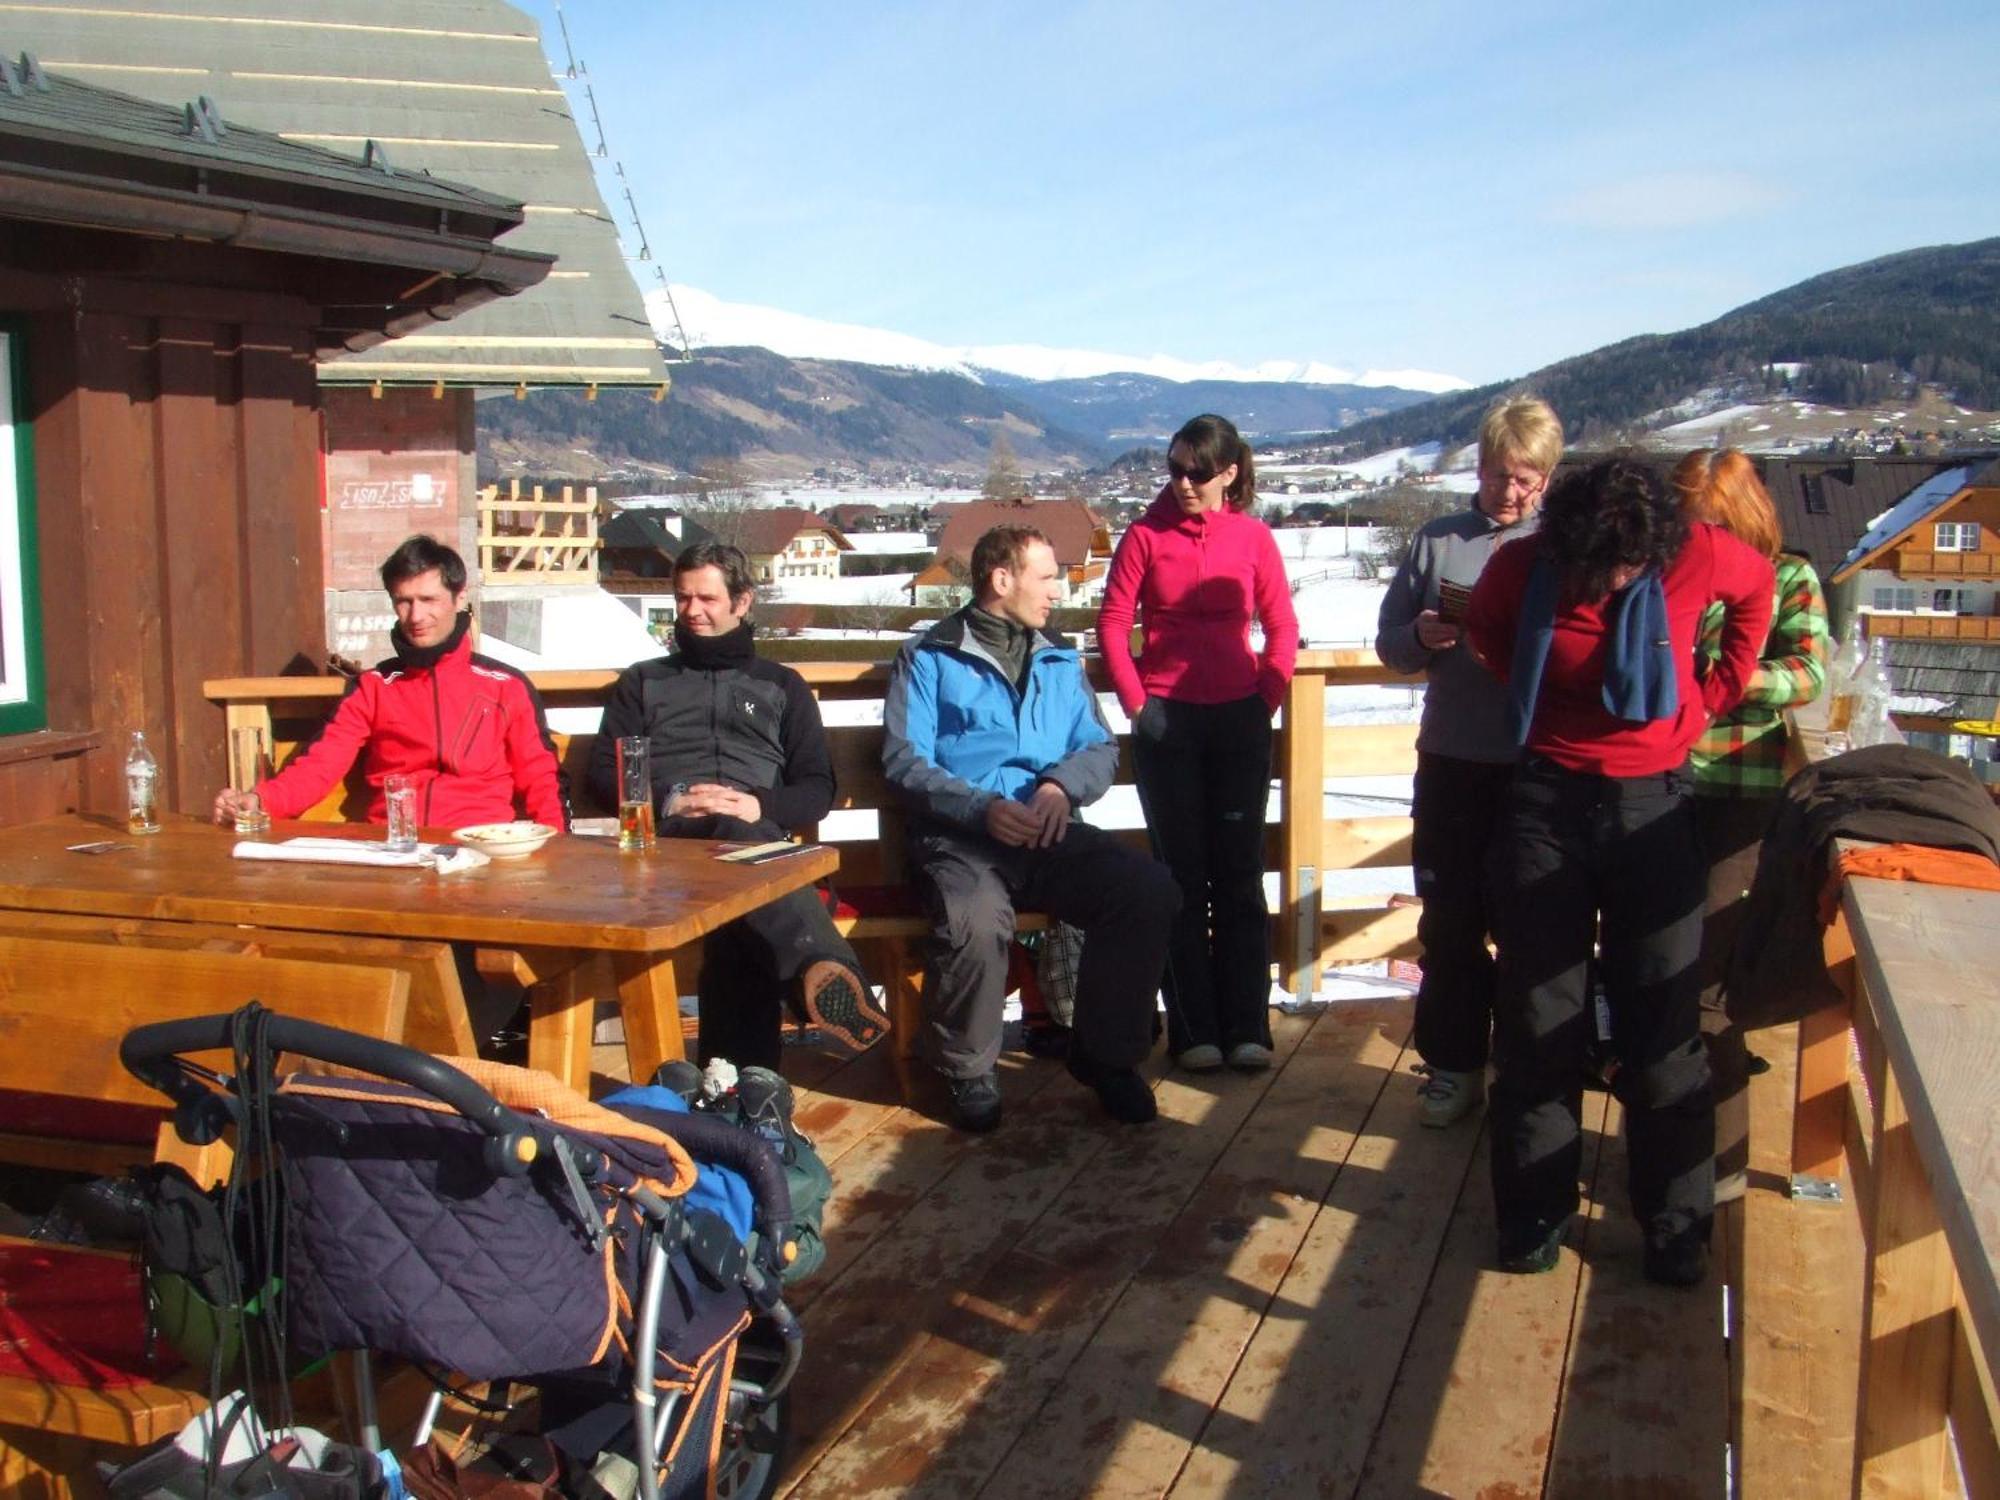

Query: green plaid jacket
[[1690, 552, 1828, 794]]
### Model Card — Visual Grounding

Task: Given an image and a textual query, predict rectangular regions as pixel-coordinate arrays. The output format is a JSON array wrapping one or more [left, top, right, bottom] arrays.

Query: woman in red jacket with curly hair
[[1099, 414, 1299, 1072]]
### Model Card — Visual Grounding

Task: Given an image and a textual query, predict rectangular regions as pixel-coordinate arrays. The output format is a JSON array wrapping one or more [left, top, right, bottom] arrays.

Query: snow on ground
[[1656, 402, 1765, 437], [841, 531, 929, 554]]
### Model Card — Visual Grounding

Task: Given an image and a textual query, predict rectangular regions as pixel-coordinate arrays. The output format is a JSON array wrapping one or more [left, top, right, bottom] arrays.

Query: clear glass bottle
[[1846, 637, 1896, 747], [125, 731, 161, 835]]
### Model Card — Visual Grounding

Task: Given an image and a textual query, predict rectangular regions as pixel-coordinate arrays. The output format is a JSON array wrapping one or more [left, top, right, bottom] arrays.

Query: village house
[[725, 508, 853, 586], [908, 497, 1113, 608]]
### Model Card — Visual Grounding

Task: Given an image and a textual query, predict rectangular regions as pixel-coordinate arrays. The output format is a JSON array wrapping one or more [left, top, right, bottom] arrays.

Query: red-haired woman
[[1099, 414, 1299, 1072], [1672, 448, 1828, 1203]]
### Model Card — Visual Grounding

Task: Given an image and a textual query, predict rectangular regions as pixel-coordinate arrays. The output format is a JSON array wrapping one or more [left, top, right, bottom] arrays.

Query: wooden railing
[[205, 649, 1425, 995], [1806, 870, 2000, 1495], [476, 480, 599, 585]]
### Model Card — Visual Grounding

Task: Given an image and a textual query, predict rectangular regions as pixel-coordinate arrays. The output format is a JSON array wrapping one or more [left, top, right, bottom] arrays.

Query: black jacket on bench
[[588, 621, 835, 829]]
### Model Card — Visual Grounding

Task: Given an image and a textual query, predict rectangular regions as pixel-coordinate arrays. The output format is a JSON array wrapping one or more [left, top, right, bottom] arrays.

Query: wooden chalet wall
[[0, 264, 326, 825]]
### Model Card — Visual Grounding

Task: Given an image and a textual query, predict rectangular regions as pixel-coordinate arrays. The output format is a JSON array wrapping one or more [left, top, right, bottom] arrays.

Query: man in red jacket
[[213, 535, 566, 832]]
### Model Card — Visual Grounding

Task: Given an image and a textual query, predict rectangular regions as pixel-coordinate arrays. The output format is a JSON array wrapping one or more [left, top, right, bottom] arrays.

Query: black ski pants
[[1488, 757, 1714, 1248]]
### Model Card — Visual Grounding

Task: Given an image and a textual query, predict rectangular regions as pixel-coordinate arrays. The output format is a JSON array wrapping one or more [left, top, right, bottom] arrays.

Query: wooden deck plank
[[1354, 1089, 1612, 1499], [1544, 1095, 1729, 1498], [1009, 1011, 1411, 1500], [1735, 1021, 1865, 1497], [1169, 1015, 1484, 1497], [781, 1014, 1318, 1498], [778, 1062, 1137, 1483]]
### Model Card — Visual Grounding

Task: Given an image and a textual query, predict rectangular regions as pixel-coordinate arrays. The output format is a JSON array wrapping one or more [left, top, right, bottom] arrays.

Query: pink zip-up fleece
[[1098, 487, 1301, 718]]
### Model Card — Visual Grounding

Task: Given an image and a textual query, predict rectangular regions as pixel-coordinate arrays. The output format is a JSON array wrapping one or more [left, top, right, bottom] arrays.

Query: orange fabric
[[1818, 843, 2000, 925]]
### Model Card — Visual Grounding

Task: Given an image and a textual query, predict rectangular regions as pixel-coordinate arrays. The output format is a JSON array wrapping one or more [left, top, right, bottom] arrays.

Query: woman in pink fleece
[[1098, 414, 1300, 1071]]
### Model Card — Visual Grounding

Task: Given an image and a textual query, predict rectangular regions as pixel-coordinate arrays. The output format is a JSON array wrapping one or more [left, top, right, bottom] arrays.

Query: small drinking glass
[[1821, 730, 1853, 758], [383, 773, 420, 853], [229, 726, 273, 835], [616, 736, 655, 852]]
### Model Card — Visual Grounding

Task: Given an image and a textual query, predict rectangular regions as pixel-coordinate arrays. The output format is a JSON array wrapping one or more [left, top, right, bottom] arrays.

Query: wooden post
[[1278, 669, 1325, 1000], [612, 948, 687, 1088], [1853, 1049, 1957, 1496], [1792, 909, 1856, 1197]]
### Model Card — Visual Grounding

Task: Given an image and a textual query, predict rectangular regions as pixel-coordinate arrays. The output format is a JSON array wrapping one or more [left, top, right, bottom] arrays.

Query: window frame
[[1934, 520, 1981, 553], [0, 321, 44, 736]]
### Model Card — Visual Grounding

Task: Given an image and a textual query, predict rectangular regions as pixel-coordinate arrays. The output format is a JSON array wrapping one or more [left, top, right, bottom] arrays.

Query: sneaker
[[1067, 1050, 1158, 1124], [1226, 1042, 1273, 1072], [1414, 1064, 1484, 1128], [945, 1071, 1002, 1133], [1497, 1217, 1567, 1275], [796, 960, 890, 1054], [649, 1058, 705, 1106], [1643, 1227, 1711, 1288], [1174, 1043, 1224, 1073]]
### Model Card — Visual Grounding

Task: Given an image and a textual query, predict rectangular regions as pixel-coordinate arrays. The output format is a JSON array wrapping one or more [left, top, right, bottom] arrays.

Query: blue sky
[[518, 0, 2000, 386]]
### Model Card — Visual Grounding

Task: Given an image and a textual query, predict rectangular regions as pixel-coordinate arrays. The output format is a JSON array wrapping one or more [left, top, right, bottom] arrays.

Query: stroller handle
[[121, 1010, 543, 1176]]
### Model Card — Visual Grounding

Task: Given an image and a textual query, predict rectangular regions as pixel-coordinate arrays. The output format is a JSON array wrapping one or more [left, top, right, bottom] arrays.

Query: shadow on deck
[[629, 999, 1867, 1499]]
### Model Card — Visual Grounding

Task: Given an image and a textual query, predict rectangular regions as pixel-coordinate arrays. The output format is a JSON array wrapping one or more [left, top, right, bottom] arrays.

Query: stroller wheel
[[713, 1386, 787, 1500]]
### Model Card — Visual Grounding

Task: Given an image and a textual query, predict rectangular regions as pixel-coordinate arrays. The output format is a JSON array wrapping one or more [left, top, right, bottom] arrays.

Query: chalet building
[[0, 65, 548, 823], [599, 510, 717, 582], [1829, 459, 2000, 642], [18, 1, 669, 658], [910, 498, 1113, 608], [726, 509, 853, 586]]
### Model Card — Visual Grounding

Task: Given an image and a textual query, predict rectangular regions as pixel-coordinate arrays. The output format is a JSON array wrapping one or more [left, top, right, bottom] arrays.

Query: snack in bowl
[[453, 821, 557, 859]]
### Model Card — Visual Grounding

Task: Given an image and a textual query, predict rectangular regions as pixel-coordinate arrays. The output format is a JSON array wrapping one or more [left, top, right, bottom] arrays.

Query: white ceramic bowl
[[454, 821, 558, 859]]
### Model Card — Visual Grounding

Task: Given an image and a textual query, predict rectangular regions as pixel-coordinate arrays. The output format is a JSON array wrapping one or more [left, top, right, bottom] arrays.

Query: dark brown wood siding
[[0, 266, 326, 825]]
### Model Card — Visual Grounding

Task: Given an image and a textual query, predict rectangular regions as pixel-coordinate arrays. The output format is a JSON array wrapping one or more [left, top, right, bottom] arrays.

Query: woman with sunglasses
[[1098, 413, 1299, 1071]]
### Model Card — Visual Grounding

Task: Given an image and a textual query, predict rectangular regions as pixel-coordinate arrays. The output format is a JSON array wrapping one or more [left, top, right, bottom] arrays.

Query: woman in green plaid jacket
[[1674, 448, 1829, 1203]]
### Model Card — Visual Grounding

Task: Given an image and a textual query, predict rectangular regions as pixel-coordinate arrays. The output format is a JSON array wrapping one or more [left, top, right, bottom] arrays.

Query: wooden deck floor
[[665, 999, 1870, 1500]]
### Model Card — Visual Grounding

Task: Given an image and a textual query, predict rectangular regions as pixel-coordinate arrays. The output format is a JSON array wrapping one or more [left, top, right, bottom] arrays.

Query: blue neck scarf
[[1508, 559, 1678, 748], [1602, 571, 1677, 723]]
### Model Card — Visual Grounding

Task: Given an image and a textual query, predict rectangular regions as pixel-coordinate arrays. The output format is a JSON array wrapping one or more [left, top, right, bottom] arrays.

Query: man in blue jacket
[[883, 523, 1179, 1132]]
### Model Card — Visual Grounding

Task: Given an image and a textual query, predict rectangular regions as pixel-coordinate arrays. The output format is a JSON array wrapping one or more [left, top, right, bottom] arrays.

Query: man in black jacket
[[589, 542, 883, 1068]]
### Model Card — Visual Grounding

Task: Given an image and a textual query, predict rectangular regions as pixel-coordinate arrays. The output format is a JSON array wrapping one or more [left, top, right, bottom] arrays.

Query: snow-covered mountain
[[651, 285, 1470, 396]]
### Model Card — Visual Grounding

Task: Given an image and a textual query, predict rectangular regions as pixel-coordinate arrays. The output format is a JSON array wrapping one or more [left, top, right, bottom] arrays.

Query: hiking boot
[[795, 960, 889, 1054], [736, 1066, 797, 1156], [1067, 1050, 1158, 1124], [1227, 1042, 1273, 1073], [650, 1058, 704, 1106], [945, 1071, 1003, 1133], [1414, 1064, 1484, 1128], [1643, 1227, 1712, 1288], [1174, 1043, 1224, 1073], [1497, 1217, 1567, 1275]]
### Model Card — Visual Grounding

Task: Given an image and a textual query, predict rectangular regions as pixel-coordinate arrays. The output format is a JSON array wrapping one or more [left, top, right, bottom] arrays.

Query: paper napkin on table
[[232, 837, 489, 874]]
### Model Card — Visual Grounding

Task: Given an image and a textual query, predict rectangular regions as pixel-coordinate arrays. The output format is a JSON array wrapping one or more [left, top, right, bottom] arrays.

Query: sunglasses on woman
[[1168, 459, 1222, 485]]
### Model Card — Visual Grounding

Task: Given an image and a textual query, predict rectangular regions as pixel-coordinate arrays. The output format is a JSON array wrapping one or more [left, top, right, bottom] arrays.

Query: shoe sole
[[800, 963, 889, 1054]]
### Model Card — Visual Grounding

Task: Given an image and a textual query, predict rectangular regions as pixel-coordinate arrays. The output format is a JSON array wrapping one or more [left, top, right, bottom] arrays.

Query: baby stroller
[[119, 1003, 804, 1500]]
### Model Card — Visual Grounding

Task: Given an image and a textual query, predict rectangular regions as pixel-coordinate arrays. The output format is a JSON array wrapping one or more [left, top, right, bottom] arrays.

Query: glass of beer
[[228, 726, 273, 835], [383, 774, 420, 853], [617, 737, 655, 852]]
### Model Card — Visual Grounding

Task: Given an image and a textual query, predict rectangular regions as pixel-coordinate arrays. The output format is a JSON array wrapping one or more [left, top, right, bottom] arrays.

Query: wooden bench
[[0, 934, 410, 1492], [209, 654, 1427, 1071]]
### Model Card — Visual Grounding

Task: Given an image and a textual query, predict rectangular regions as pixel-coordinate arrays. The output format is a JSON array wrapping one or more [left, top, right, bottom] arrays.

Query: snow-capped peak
[[649, 286, 1469, 396]]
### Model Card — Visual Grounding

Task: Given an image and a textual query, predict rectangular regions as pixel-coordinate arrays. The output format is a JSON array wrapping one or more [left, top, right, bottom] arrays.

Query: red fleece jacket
[[1098, 489, 1300, 717], [1465, 522, 1775, 778], [257, 634, 566, 830]]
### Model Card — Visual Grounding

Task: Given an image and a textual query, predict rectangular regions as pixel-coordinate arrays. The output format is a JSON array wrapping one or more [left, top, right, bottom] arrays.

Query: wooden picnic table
[[0, 814, 838, 1094]]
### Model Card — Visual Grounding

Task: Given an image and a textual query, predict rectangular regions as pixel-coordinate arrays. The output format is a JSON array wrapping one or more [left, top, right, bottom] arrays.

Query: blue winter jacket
[[882, 607, 1118, 832]]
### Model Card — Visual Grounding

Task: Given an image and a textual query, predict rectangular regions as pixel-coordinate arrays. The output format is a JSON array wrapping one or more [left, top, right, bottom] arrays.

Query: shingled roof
[[935, 499, 1106, 567], [0, 61, 551, 353], [1755, 457, 1971, 579], [15, 0, 666, 389]]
